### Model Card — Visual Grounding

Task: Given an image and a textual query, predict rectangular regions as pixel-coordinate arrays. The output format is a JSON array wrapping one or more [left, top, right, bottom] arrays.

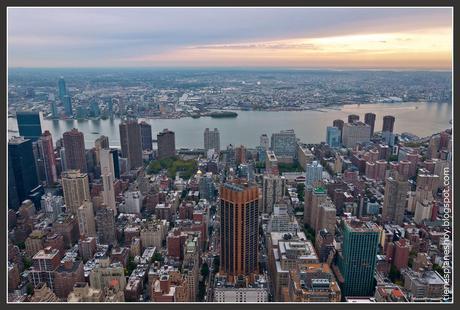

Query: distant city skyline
[[8, 7, 453, 69]]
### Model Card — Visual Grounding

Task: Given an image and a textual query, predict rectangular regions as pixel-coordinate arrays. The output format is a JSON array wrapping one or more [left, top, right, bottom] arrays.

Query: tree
[[389, 265, 401, 282], [152, 252, 164, 263], [126, 256, 138, 275], [213, 256, 220, 273]]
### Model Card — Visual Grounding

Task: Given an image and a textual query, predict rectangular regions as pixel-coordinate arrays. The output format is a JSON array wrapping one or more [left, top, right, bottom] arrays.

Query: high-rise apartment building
[[342, 122, 371, 148], [382, 176, 410, 225], [220, 182, 259, 282], [204, 128, 220, 152], [38, 130, 57, 186], [262, 174, 286, 214], [364, 113, 376, 136], [140, 121, 153, 151], [271, 129, 297, 158], [157, 128, 176, 160], [94, 135, 109, 166], [61, 170, 91, 214], [306, 161, 323, 187], [16, 111, 42, 141], [96, 207, 117, 245], [63, 128, 87, 173], [347, 114, 360, 123], [77, 201, 97, 238], [337, 219, 380, 297], [382, 115, 396, 146], [119, 120, 143, 169]]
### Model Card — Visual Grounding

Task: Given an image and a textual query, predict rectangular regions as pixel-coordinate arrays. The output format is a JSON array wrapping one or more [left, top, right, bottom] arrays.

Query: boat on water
[[209, 111, 238, 118], [91, 131, 99, 134]]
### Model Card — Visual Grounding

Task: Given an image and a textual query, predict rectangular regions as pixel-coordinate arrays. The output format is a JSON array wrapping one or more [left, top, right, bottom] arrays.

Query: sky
[[8, 7, 453, 69]]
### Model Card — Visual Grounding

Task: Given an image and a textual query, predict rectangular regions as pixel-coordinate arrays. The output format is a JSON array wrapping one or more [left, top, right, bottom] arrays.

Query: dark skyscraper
[[63, 128, 87, 173], [220, 182, 259, 282], [364, 113, 376, 136], [58, 76, 67, 100], [157, 128, 176, 160], [111, 148, 121, 179], [16, 111, 42, 141], [382, 115, 395, 133], [8, 137, 39, 208], [139, 121, 153, 151], [119, 120, 143, 170], [348, 114, 360, 124]]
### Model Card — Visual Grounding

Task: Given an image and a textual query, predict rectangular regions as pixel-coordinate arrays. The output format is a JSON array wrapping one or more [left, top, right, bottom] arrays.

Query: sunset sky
[[7, 7, 453, 69]]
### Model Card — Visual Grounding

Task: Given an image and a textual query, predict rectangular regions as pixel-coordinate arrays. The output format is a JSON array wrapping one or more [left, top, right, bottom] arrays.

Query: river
[[8, 102, 452, 149]]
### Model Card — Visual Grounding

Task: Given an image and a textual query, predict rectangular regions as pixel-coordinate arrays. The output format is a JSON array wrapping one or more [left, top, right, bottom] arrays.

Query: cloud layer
[[8, 7, 453, 69]]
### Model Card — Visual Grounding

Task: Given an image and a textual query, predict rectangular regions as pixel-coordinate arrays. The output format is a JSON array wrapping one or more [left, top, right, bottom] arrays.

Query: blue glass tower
[[63, 95, 73, 117], [58, 76, 67, 100], [326, 126, 341, 148], [16, 111, 42, 141], [338, 219, 380, 297]]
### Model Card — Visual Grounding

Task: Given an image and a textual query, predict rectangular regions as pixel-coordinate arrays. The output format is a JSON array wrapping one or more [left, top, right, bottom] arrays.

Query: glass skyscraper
[[16, 111, 42, 141], [337, 219, 380, 297], [326, 126, 341, 148], [58, 76, 67, 100], [8, 136, 39, 209]]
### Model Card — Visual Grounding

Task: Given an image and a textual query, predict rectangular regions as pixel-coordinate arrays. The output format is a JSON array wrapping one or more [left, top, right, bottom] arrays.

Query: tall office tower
[[119, 120, 143, 169], [271, 129, 297, 157], [220, 182, 259, 281], [326, 126, 341, 148], [38, 131, 57, 186], [94, 135, 109, 166], [382, 176, 410, 225], [157, 128, 176, 160], [63, 95, 73, 117], [316, 199, 336, 235], [16, 111, 42, 141], [262, 174, 286, 214], [364, 113, 376, 136], [77, 201, 97, 238], [101, 167, 117, 215], [382, 115, 395, 133], [139, 121, 153, 151], [235, 145, 246, 165], [306, 161, 323, 186], [49, 94, 59, 119], [308, 187, 328, 230], [58, 76, 67, 100], [96, 207, 117, 245], [382, 115, 396, 146], [110, 149, 121, 179], [347, 114, 360, 124], [8, 137, 39, 208], [100, 148, 115, 179], [61, 170, 91, 214], [204, 128, 220, 152], [63, 128, 87, 173], [338, 219, 380, 297], [260, 134, 270, 150], [341, 122, 371, 148]]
